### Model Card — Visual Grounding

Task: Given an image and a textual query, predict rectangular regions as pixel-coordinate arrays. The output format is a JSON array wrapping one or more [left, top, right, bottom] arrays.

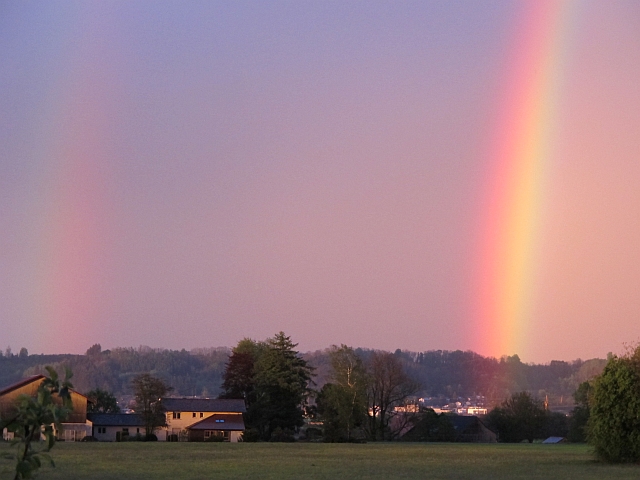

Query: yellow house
[[0, 375, 91, 441], [161, 398, 245, 442]]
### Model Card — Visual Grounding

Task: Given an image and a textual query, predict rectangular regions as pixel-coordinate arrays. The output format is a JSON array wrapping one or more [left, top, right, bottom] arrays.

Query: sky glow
[[1, 1, 639, 362]]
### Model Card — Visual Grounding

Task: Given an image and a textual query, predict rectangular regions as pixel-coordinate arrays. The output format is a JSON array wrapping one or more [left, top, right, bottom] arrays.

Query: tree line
[[4, 338, 639, 470], [0, 343, 606, 406]]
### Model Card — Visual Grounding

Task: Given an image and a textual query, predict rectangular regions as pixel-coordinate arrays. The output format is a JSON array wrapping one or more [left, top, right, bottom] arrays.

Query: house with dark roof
[[161, 398, 246, 442], [448, 415, 497, 443], [402, 414, 497, 443], [87, 413, 146, 441], [0, 375, 91, 442]]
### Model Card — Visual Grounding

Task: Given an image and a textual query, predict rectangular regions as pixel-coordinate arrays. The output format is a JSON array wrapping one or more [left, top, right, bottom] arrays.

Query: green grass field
[[1, 442, 639, 479]]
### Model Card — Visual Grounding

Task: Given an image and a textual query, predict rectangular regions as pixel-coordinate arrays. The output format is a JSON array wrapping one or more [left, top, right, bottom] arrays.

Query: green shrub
[[241, 429, 260, 442], [588, 348, 640, 463]]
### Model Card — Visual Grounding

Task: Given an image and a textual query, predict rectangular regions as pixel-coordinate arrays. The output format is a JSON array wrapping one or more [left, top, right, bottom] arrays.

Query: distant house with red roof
[[0, 375, 92, 441]]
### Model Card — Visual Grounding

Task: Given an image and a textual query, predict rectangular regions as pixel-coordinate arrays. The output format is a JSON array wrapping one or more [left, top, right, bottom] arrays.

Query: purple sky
[[1, 1, 639, 363]]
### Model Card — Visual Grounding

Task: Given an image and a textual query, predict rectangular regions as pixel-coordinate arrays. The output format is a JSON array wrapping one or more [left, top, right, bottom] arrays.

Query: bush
[[401, 409, 456, 442], [205, 435, 225, 442], [588, 348, 640, 462], [145, 434, 158, 441], [568, 382, 591, 443], [486, 392, 546, 443], [241, 429, 260, 442], [304, 427, 323, 441], [270, 427, 295, 442]]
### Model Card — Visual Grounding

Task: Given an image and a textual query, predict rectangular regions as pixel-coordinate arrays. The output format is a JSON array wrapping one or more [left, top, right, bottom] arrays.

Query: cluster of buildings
[[418, 396, 489, 416], [2, 375, 505, 444], [0, 375, 246, 442]]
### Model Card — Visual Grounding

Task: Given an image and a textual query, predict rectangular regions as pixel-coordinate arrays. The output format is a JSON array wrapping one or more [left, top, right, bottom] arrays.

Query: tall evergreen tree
[[222, 332, 314, 440]]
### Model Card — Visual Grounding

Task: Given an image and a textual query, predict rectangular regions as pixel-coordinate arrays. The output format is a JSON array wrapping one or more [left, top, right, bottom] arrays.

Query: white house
[[86, 413, 146, 441]]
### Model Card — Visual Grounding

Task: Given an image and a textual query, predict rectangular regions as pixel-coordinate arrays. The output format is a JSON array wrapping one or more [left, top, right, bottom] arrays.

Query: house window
[[204, 430, 211, 438], [97, 427, 106, 434], [172, 412, 181, 419], [122, 428, 129, 435], [200, 412, 203, 418], [215, 419, 225, 423], [193, 412, 196, 418], [136, 428, 140, 434]]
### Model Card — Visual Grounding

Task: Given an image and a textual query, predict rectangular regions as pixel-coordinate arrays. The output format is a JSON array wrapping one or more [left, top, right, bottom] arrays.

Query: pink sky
[[1, 1, 638, 363]]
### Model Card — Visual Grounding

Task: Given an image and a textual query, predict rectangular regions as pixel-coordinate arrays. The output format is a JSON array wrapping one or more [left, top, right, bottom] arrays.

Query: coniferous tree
[[252, 332, 314, 440], [221, 332, 314, 441]]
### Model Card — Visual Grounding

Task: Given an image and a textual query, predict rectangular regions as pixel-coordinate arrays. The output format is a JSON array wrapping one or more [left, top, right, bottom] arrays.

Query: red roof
[[0, 375, 45, 396], [0, 374, 89, 399], [187, 413, 245, 431]]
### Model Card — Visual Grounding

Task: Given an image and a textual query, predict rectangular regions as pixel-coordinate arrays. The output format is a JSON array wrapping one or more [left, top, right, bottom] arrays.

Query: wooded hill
[[0, 345, 605, 407]]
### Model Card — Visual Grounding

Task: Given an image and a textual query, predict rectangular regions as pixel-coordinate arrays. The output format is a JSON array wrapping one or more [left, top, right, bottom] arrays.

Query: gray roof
[[542, 436, 567, 444], [187, 414, 245, 431], [87, 413, 145, 427], [162, 398, 246, 413], [449, 415, 481, 431]]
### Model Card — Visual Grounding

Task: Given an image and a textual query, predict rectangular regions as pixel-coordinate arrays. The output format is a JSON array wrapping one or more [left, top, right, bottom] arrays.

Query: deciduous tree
[[316, 345, 368, 442], [486, 391, 546, 443], [588, 346, 640, 462], [567, 381, 591, 443], [131, 373, 172, 438], [86, 388, 120, 414], [220, 338, 262, 405], [365, 351, 420, 441]]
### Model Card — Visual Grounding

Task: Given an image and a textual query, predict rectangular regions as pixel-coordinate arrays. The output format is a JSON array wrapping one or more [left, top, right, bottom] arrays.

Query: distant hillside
[[0, 345, 606, 407]]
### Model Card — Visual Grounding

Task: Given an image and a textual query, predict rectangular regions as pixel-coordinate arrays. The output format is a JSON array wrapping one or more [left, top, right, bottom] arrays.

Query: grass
[[1, 442, 639, 479]]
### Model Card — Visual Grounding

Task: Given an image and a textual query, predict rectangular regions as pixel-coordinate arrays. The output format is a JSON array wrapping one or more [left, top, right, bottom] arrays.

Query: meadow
[[1, 442, 639, 480]]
